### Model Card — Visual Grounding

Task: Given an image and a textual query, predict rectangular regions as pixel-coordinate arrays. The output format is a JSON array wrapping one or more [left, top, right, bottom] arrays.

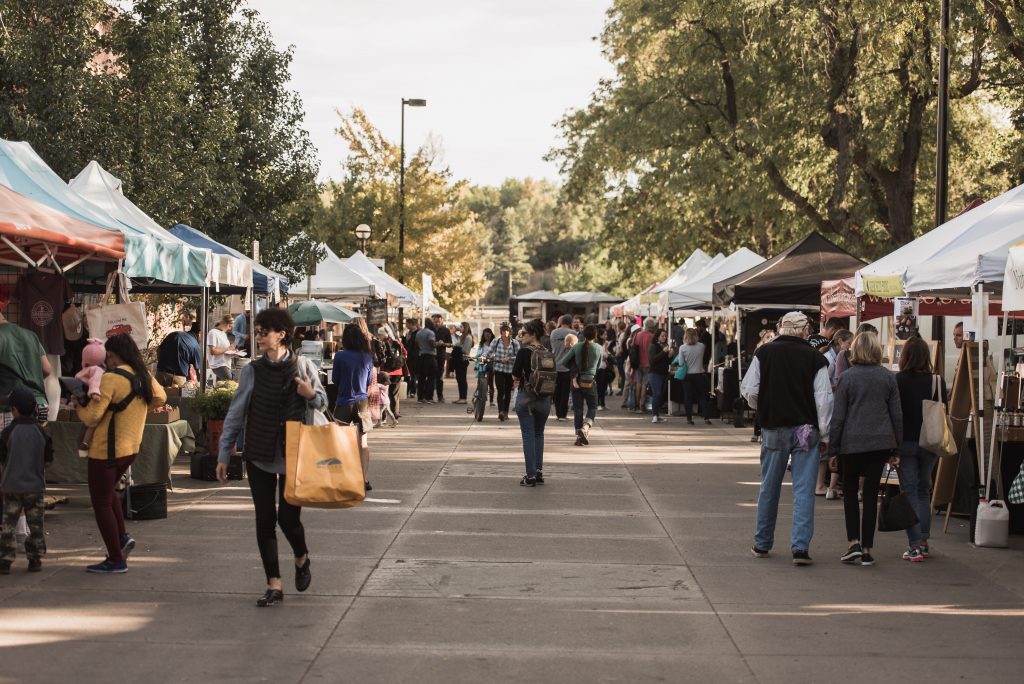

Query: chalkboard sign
[[364, 298, 387, 325]]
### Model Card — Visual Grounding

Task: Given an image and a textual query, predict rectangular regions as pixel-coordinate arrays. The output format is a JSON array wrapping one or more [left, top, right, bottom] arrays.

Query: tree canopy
[[0, 0, 319, 278], [550, 0, 1024, 282]]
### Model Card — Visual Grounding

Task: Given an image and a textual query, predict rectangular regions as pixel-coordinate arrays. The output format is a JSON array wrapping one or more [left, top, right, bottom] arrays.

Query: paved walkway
[[1, 398, 1022, 682]]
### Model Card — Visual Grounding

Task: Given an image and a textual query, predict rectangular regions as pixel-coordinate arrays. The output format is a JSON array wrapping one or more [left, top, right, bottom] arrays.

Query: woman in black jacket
[[648, 329, 671, 424], [895, 336, 946, 562]]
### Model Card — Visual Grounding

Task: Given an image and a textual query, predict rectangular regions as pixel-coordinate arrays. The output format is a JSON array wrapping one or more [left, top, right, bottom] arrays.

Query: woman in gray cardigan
[[828, 332, 902, 567]]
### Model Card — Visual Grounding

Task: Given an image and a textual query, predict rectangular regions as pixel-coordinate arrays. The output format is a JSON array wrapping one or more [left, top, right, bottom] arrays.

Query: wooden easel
[[933, 342, 983, 532]]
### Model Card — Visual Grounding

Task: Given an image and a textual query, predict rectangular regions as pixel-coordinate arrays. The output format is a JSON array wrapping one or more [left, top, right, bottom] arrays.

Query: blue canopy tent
[[169, 224, 289, 298]]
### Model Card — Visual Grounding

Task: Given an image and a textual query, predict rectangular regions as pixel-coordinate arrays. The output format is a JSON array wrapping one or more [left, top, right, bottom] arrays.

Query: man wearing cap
[[0, 285, 51, 427], [741, 311, 833, 565]]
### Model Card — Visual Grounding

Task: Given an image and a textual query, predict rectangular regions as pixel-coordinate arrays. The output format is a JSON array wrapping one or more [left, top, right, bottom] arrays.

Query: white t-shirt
[[207, 328, 231, 369]]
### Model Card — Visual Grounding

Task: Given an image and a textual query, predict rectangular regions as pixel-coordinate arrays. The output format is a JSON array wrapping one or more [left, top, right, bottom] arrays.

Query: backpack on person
[[525, 345, 557, 397]]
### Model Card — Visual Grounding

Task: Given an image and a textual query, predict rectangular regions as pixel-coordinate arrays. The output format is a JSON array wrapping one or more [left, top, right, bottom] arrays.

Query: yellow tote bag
[[284, 420, 365, 508]]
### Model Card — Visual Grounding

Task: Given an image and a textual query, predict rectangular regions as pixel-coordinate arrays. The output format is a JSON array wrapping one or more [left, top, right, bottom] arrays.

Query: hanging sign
[[820, 278, 857, 319], [861, 274, 906, 297], [363, 298, 387, 325]]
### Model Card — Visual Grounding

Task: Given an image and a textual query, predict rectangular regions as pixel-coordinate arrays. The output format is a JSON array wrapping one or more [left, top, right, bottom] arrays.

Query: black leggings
[[495, 372, 514, 415], [840, 450, 889, 549], [246, 462, 307, 582]]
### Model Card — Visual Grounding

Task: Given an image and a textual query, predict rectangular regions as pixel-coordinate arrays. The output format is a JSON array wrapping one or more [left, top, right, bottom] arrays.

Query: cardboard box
[[146, 407, 180, 424]]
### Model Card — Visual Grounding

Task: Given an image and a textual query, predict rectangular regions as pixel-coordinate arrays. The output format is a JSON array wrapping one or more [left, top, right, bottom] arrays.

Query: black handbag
[[878, 465, 919, 532]]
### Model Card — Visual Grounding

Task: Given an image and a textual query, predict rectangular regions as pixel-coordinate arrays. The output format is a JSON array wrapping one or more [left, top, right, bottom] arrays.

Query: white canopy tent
[[290, 245, 383, 299], [856, 184, 1024, 297], [652, 249, 715, 294], [69, 161, 251, 290], [343, 250, 418, 304], [660, 248, 765, 311]]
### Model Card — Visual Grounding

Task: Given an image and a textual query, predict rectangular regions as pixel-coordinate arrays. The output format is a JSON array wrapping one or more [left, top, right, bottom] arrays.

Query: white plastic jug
[[975, 500, 1010, 548]]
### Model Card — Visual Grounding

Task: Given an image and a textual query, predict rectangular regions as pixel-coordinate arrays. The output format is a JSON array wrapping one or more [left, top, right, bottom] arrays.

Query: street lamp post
[[400, 97, 426, 327], [355, 223, 371, 254]]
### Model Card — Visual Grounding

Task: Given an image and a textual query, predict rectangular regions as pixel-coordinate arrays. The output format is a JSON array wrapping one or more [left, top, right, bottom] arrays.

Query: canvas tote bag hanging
[[284, 420, 365, 509], [918, 375, 957, 458], [85, 272, 149, 350]]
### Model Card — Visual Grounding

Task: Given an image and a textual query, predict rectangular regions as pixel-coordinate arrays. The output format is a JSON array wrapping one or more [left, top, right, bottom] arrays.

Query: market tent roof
[[0, 139, 198, 285], [0, 184, 125, 267], [342, 250, 417, 303], [663, 248, 765, 309], [168, 224, 284, 297], [854, 191, 1020, 297], [616, 282, 661, 317], [559, 291, 622, 304], [901, 186, 1024, 295], [289, 245, 383, 299], [652, 249, 717, 294], [515, 289, 563, 301], [69, 162, 210, 287], [713, 232, 866, 308]]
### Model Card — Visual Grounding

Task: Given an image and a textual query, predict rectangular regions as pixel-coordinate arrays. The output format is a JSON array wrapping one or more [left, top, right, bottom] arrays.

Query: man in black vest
[[404, 318, 419, 399], [741, 311, 833, 566]]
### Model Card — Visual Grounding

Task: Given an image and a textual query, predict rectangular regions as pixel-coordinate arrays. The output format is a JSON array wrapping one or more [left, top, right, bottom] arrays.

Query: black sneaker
[[295, 557, 311, 592], [860, 552, 876, 566], [256, 588, 284, 607], [364, 481, 372, 492], [750, 546, 769, 558], [578, 428, 590, 446], [519, 475, 536, 487], [792, 550, 813, 566], [27, 558, 41, 572], [840, 543, 863, 564], [120, 533, 136, 560], [535, 470, 545, 485], [0, 561, 10, 575]]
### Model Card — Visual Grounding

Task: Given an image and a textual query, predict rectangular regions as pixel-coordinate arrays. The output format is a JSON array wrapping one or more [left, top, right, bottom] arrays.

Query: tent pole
[[976, 284, 987, 490], [668, 308, 673, 405], [200, 287, 209, 393], [736, 308, 744, 381]]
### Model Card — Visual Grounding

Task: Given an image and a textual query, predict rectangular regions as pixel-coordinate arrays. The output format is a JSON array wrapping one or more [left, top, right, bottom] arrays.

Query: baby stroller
[[370, 372, 398, 428]]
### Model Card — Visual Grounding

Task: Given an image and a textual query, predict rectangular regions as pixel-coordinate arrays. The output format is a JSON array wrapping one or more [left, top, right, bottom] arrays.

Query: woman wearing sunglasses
[[217, 308, 327, 607]]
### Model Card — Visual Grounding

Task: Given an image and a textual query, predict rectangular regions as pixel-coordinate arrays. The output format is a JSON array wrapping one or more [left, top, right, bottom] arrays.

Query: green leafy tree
[[551, 0, 1021, 279]]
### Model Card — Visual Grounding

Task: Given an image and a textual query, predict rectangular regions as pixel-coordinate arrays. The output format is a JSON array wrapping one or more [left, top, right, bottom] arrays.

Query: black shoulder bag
[[104, 368, 141, 468]]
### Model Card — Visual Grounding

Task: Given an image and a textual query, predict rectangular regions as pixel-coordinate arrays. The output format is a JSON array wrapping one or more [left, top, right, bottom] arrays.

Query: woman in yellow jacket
[[75, 334, 166, 573]]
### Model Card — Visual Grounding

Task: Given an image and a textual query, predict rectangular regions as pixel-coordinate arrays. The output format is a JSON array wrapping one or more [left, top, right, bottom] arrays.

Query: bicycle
[[467, 355, 491, 422]]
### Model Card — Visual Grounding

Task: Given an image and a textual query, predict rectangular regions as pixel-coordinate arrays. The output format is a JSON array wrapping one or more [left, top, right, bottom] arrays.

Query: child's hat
[[8, 386, 36, 415]]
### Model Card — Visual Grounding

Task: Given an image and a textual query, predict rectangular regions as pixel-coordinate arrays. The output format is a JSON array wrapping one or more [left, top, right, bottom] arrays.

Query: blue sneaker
[[86, 559, 128, 574]]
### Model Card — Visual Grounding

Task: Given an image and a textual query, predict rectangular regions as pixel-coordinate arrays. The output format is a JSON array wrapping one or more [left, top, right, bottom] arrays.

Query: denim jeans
[[571, 384, 598, 431], [754, 426, 819, 552], [899, 440, 938, 545], [649, 372, 666, 417], [515, 392, 551, 476]]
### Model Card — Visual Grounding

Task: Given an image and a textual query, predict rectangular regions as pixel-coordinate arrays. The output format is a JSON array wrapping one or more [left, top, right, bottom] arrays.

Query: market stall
[[288, 244, 383, 300]]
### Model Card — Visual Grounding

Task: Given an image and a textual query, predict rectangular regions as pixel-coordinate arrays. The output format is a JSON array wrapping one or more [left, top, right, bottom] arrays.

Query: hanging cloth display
[[14, 270, 71, 355]]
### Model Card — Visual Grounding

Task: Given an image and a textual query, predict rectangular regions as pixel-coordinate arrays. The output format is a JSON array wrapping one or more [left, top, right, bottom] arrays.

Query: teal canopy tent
[[288, 300, 359, 326]]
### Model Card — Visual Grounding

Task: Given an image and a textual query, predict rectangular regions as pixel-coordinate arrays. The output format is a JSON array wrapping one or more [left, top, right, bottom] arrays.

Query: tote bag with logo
[[284, 420, 365, 508], [85, 273, 149, 350], [918, 375, 957, 458]]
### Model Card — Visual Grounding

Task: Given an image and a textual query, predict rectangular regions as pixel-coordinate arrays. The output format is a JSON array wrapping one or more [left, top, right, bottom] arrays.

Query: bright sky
[[245, 0, 614, 187]]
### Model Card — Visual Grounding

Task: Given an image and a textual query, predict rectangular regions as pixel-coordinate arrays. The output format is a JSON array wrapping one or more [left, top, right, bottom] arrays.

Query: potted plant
[[193, 385, 236, 455]]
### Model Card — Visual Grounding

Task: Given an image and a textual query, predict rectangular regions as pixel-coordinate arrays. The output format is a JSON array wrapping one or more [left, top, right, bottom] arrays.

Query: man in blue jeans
[[741, 311, 833, 565]]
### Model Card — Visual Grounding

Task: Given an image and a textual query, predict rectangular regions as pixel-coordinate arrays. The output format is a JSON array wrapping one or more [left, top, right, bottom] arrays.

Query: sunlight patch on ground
[[0, 606, 152, 647]]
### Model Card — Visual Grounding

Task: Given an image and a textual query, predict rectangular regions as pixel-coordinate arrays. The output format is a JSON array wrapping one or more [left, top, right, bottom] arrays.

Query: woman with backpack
[[513, 318, 553, 487], [376, 327, 406, 417], [75, 334, 167, 574]]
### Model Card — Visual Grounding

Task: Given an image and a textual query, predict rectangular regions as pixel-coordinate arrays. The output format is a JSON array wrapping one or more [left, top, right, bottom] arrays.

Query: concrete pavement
[[1, 397, 1022, 683]]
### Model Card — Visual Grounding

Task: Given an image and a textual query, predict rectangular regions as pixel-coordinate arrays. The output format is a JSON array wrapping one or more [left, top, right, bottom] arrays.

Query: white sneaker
[[651, 416, 666, 423], [825, 488, 838, 500]]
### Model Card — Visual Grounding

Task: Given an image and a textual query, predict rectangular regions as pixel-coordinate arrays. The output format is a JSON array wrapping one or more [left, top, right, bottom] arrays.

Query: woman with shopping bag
[[216, 308, 327, 607], [895, 336, 947, 562]]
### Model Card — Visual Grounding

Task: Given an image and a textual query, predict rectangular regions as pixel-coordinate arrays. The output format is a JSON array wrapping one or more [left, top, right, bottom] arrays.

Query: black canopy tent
[[712, 232, 866, 309], [710, 231, 866, 395]]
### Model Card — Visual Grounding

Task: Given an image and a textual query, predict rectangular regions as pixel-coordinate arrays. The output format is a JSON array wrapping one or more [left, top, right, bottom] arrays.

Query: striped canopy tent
[[169, 224, 284, 299]]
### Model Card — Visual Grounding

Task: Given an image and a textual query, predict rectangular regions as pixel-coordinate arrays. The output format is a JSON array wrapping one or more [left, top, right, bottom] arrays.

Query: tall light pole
[[400, 97, 426, 328], [933, 0, 950, 342], [355, 223, 371, 254]]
